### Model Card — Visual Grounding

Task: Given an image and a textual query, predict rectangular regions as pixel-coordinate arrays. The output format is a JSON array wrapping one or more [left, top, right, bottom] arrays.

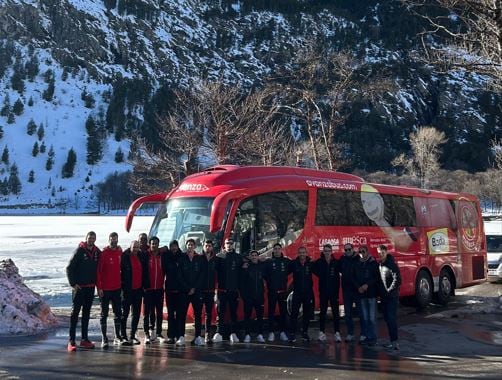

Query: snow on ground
[[0, 215, 153, 308], [0, 259, 58, 335]]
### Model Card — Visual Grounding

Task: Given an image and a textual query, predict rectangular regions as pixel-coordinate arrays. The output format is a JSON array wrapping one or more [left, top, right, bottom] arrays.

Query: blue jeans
[[382, 295, 398, 342], [343, 291, 363, 336], [359, 297, 377, 342]]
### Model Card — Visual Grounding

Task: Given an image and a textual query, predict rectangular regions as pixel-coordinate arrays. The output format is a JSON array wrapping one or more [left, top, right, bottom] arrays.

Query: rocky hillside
[[0, 0, 499, 211]]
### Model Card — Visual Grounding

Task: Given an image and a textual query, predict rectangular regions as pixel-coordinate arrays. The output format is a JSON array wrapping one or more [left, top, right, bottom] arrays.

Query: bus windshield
[[149, 197, 215, 252]]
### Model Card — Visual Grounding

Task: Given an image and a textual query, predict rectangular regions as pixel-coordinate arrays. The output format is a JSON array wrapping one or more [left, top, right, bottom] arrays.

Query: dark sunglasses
[[344, 248, 352, 251], [358, 250, 367, 254]]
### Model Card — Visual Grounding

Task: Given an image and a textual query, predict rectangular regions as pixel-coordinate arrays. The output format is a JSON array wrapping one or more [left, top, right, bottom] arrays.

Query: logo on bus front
[[178, 183, 209, 192], [427, 228, 449, 254]]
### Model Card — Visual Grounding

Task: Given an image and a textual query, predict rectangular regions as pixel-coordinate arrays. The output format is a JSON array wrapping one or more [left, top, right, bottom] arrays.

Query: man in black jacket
[[338, 243, 362, 342], [288, 246, 314, 342], [177, 239, 205, 346], [240, 250, 266, 343], [120, 240, 143, 345], [378, 244, 402, 351], [201, 240, 217, 344], [313, 244, 342, 343], [66, 231, 100, 352], [213, 238, 243, 343], [264, 243, 290, 342], [162, 240, 182, 344], [354, 245, 379, 346]]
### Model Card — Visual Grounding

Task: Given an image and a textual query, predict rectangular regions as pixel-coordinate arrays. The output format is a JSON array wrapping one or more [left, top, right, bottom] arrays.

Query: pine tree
[[8, 163, 21, 194], [114, 147, 124, 163], [27, 96, 34, 106], [12, 98, 24, 115], [32, 141, 39, 157], [0, 94, 10, 117], [45, 145, 55, 170], [11, 65, 25, 94], [1, 146, 8, 164], [40, 141, 46, 153], [47, 177, 52, 189], [61, 67, 69, 81], [86, 115, 103, 164], [27, 119, 37, 135], [25, 55, 39, 81], [7, 113, 14, 124], [28, 170, 35, 183], [37, 123, 45, 141], [0, 178, 8, 195], [62, 148, 77, 178], [42, 76, 55, 101], [0, 125, 3, 140]]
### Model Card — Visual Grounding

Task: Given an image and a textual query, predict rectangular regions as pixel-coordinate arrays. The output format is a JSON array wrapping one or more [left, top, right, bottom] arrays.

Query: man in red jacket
[[97, 232, 123, 348]]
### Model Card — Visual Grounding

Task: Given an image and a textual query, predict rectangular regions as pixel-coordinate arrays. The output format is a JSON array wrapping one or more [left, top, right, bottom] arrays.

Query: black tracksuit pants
[[290, 292, 314, 335], [202, 291, 215, 335], [69, 286, 95, 341], [179, 292, 203, 337], [243, 297, 264, 335], [143, 289, 163, 335], [167, 291, 182, 339], [267, 291, 288, 333], [120, 288, 143, 339], [216, 290, 239, 336], [100, 289, 122, 339], [319, 292, 340, 333]]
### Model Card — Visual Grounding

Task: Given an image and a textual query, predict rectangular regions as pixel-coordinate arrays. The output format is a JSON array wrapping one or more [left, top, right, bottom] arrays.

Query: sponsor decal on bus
[[178, 183, 210, 192], [305, 180, 357, 191], [319, 238, 340, 251], [427, 228, 449, 253]]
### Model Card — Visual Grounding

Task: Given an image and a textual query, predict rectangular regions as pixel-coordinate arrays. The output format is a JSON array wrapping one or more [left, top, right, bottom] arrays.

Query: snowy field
[[0, 215, 153, 307]]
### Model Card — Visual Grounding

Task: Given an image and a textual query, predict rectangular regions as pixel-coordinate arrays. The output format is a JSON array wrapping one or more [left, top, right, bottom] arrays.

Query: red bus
[[126, 165, 487, 308]]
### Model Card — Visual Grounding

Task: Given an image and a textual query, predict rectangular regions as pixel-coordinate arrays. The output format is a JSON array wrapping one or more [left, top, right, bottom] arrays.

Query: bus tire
[[434, 269, 452, 305], [415, 270, 433, 309]]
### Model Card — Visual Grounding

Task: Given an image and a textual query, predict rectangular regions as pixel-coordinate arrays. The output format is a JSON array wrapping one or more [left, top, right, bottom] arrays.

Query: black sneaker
[[288, 334, 296, 343], [302, 333, 310, 342], [166, 337, 175, 344]]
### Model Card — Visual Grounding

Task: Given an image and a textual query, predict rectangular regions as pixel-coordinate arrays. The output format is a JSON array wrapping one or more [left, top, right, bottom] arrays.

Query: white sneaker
[[212, 332, 223, 343], [279, 331, 289, 342], [113, 338, 122, 346], [149, 330, 157, 342], [318, 331, 327, 342], [267, 332, 275, 342], [194, 336, 205, 346], [175, 336, 185, 346], [345, 334, 354, 342], [334, 332, 342, 342], [359, 335, 367, 343], [256, 334, 265, 343], [101, 337, 109, 348], [144, 335, 151, 345], [230, 333, 240, 343]]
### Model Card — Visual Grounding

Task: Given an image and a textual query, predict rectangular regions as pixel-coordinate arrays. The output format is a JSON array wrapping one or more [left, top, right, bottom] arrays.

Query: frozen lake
[[0, 215, 154, 307]]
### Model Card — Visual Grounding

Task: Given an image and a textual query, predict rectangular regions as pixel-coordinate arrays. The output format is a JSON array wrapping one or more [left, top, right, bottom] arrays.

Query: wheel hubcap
[[420, 278, 430, 298], [441, 276, 451, 296]]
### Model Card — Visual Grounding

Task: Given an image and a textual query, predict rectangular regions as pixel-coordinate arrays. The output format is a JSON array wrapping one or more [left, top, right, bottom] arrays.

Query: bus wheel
[[415, 271, 432, 309], [434, 269, 452, 305]]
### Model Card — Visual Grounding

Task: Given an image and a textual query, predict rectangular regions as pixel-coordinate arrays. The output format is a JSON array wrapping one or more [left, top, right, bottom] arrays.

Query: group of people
[[66, 231, 401, 352]]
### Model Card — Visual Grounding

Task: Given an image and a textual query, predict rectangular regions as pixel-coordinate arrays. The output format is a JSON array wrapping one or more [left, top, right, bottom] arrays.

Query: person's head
[[138, 233, 148, 248], [249, 250, 259, 264], [130, 240, 140, 255], [358, 245, 370, 261], [322, 244, 332, 258], [109, 232, 118, 248], [224, 238, 234, 252], [272, 243, 282, 258], [203, 240, 214, 254], [298, 246, 308, 261], [186, 238, 196, 253], [361, 184, 385, 222], [85, 231, 96, 246], [169, 240, 179, 253], [344, 243, 354, 256], [149, 236, 160, 251], [377, 244, 388, 262]]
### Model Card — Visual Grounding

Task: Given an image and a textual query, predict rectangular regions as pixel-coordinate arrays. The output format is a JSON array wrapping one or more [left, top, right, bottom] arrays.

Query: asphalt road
[[0, 282, 501, 380]]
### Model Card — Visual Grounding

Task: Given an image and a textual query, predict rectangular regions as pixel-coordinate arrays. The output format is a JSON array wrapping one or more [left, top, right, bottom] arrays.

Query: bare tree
[[277, 44, 395, 171], [401, 0, 502, 90], [392, 126, 447, 188], [130, 81, 294, 194]]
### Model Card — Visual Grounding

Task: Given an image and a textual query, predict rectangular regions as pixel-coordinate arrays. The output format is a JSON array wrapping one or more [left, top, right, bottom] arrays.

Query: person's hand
[[72, 284, 81, 291], [242, 262, 249, 269], [98, 289, 104, 298], [188, 288, 195, 295]]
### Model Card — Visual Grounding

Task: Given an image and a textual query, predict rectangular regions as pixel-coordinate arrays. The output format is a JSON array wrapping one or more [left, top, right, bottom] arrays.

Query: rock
[[0, 259, 58, 335]]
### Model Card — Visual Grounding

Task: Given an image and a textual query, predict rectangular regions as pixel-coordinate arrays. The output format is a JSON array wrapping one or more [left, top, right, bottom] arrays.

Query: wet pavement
[[1, 282, 501, 379]]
